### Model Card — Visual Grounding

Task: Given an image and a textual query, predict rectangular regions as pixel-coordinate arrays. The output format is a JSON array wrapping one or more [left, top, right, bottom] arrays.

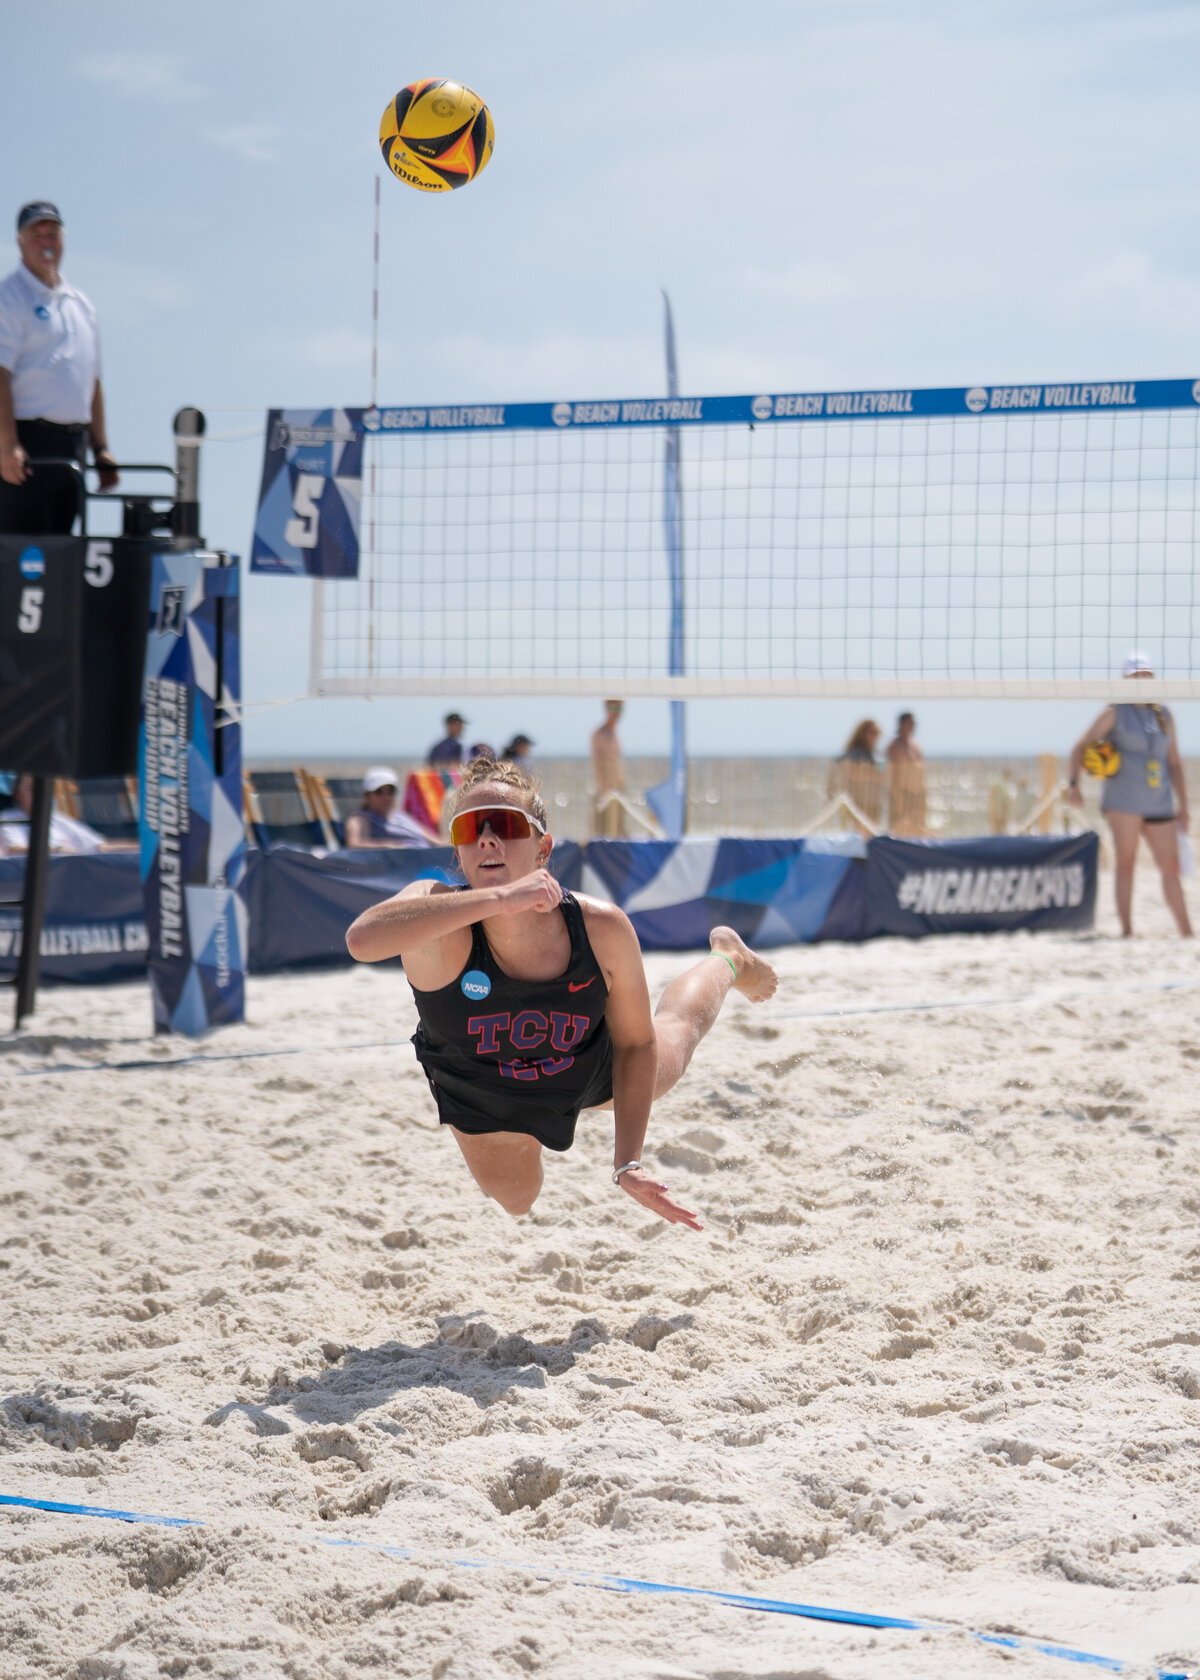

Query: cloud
[[207, 124, 281, 164], [264, 327, 374, 373], [74, 50, 205, 103], [74, 253, 193, 317]]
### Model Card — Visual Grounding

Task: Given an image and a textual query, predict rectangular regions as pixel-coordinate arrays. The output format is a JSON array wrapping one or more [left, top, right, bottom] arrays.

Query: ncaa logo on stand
[[965, 387, 990, 412], [18, 546, 45, 580], [551, 403, 573, 428], [461, 969, 491, 1000], [156, 585, 186, 637], [751, 395, 774, 421]]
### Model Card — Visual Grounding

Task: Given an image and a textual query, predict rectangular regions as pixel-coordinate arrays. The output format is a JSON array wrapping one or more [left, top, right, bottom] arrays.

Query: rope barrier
[[11, 1038, 408, 1078], [0, 1495, 1188, 1676], [7, 977, 1198, 1077], [769, 975, 1200, 1022]]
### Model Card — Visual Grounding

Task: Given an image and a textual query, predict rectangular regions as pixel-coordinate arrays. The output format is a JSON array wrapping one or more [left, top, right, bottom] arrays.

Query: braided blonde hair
[[446, 756, 549, 830]]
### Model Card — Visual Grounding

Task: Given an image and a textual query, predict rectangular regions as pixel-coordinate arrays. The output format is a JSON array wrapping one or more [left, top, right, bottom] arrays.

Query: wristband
[[612, 1160, 642, 1184]]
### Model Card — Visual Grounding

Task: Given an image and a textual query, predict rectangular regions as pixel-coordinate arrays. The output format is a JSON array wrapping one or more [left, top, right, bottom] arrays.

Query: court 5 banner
[[138, 550, 247, 1034], [250, 408, 364, 576]]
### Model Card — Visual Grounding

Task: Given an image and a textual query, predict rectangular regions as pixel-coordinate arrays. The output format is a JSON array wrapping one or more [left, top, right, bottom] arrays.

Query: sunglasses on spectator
[[449, 805, 546, 846]]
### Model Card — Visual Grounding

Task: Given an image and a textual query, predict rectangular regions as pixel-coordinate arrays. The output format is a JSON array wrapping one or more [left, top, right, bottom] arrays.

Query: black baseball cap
[[444, 711, 466, 725], [17, 201, 62, 232]]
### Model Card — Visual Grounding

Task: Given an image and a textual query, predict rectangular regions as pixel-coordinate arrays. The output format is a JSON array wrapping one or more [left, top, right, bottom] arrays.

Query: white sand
[[2, 862, 1199, 1680]]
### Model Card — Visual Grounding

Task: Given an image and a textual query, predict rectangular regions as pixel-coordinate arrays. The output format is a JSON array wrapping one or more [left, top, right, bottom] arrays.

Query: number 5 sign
[[250, 408, 364, 577]]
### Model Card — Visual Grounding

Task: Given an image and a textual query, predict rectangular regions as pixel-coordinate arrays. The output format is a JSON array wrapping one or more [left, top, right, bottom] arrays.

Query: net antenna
[[309, 375, 1200, 701]]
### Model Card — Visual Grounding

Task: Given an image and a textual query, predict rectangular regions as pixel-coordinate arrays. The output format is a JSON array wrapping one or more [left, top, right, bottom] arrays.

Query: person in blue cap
[[0, 202, 119, 534]]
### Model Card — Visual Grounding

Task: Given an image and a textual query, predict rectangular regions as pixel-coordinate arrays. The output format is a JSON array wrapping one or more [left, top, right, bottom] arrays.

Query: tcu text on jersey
[[468, 1010, 590, 1081]]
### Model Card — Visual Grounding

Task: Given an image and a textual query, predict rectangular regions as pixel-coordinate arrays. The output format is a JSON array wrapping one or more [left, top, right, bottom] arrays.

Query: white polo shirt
[[0, 262, 101, 425]]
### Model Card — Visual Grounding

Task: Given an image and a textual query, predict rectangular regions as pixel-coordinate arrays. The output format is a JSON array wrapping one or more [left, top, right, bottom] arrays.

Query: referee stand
[[2, 407, 205, 1027]]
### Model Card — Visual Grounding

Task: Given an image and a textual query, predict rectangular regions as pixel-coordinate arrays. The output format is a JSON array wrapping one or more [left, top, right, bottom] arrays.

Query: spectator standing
[[500, 733, 534, 764], [886, 711, 927, 836], [1066, 654, 1192, 937], [0, 202, 118, 534], [591, 699, 626, 837], [0, 774, 103, 854], [827, 719, 884, 828], [428, 712, 467, 767], [344, 768, 432, 848]]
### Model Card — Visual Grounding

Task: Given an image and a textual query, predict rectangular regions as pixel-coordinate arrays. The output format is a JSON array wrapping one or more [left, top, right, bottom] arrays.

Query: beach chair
[[243, 770, 329, 850]]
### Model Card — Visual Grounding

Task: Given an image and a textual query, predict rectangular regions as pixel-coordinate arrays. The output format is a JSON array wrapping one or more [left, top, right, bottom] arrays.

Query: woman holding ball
[[1066, 654, 1192, 938]]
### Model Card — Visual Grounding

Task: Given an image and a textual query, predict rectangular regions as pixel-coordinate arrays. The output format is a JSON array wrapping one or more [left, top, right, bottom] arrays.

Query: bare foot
[[710, 926, 778, 1002]]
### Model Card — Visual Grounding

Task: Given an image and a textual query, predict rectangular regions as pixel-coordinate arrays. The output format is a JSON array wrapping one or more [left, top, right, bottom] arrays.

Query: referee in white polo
[[0, 201, 118, 534]]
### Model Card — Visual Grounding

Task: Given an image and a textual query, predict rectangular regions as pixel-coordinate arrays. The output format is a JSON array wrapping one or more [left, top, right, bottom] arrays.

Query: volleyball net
[[307, 375, 1200, 701]]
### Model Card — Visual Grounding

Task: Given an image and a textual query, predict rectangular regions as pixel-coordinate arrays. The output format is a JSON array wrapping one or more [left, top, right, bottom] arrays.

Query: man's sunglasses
[[449, 805, 547, 846]]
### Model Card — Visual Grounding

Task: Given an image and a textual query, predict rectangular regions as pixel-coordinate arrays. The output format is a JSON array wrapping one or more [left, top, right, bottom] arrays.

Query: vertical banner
[[139, 552, 247, 1035], [646, 293, 688, 838], [250, 408, 363, 576]]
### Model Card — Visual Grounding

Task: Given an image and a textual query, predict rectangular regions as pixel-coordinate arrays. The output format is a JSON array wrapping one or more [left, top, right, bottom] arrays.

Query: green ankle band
[[718, 953, 738, 977]]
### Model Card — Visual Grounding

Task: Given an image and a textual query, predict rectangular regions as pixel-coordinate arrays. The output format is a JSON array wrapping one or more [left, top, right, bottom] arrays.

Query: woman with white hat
[[1066, 654, 1192, 936]]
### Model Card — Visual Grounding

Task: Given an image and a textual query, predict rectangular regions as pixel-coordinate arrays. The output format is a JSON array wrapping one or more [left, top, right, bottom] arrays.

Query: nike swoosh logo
[[568, 979, 595, 992]]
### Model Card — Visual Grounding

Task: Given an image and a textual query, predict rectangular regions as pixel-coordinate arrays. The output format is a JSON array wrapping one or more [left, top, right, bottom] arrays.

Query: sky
[[5, 0, 1200, 761]]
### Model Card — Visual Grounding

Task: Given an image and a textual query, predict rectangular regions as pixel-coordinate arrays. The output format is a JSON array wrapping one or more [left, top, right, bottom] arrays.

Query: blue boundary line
[[1, 1494, 1189, 1676]]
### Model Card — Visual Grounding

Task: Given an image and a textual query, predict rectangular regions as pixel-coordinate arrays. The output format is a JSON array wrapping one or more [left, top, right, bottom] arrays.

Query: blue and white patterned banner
[[251, 408, 364, 577], [139, 552, 246, 1035]]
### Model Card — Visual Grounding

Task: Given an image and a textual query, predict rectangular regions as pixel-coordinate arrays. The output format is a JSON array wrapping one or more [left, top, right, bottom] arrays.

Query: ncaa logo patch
[[751, 395, 773, 421], [18, 546, 45, 581], [1192, 380, 1200, 406], [551, 403, 573, 428], [965, 387, 989, 413], [362, 407, 381, 431], [461, 969, 491, 1000]]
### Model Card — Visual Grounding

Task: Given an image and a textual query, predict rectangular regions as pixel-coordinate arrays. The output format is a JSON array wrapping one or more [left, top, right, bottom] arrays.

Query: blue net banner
[[139, 552, 247, 1035], [352, 376, 1200, 437], [251, 409, 364, 577]]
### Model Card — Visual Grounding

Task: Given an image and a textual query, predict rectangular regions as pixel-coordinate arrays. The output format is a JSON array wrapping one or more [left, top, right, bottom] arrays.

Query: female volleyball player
[[1066, 654, 1192, 938], [346, 758, 777, 1230]]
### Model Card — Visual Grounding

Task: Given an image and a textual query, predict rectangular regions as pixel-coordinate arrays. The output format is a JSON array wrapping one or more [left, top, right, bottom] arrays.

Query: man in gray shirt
[[0, 201, 118, 534]]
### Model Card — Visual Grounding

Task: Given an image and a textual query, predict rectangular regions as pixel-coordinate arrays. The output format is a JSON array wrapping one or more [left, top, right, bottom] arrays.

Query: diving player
[[346, 757, 777, 1230]]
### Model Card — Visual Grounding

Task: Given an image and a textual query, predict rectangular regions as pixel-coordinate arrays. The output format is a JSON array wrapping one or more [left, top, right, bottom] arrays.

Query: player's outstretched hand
[[618, 1168, 703, 1232], [498, 868, 563, 915]]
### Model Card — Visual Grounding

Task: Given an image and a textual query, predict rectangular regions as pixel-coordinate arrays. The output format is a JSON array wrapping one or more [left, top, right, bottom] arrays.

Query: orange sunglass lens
[[450, 808, 534, 845]]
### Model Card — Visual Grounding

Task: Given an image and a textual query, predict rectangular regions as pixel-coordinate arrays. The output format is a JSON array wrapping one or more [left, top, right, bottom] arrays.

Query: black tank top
[[409, 890, 612, 1137]]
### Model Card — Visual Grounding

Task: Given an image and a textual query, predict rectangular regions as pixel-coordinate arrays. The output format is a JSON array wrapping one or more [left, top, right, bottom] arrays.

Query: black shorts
[[428, 1065, 614, 1154], [0, 421, 86, 537]]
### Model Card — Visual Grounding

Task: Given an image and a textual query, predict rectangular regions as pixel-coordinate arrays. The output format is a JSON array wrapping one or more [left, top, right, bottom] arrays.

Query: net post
[[14, 776, 53, 1027]]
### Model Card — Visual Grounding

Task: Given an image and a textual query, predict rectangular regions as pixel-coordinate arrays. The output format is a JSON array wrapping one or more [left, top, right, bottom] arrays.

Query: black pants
[[0, 420, 86, 535]]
